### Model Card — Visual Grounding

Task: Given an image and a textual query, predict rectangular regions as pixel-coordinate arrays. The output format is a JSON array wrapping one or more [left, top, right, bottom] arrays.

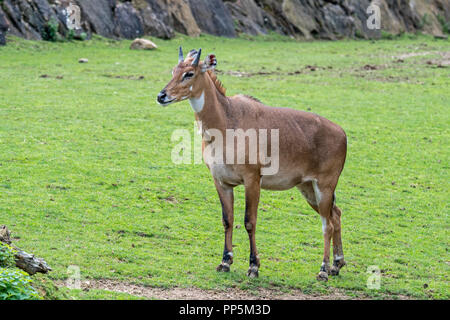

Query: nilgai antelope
[[157, 48, 347, 281]]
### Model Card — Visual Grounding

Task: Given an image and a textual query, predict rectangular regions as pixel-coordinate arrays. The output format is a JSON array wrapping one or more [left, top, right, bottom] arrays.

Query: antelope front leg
[[214, 180, 234, 272], [244, 176, 261, 278]]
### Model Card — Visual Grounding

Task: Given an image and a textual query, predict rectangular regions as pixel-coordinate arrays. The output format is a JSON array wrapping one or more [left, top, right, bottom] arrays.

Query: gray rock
[[114, 2, 144, 39], [321, 3, 355, 39], [225, 0, 268, 35], [281, 0, 320, 39], [34, 0, 53, 22], [75, 0, 115, 38], [133, 0, 174, 39], [188, 0, 236, 37], [1, 0, 42, 39], [347, 0, 380, 39], [0, 0, 448, 42], [164, 0, 201, 37], [130, 38, 158, 50], [0, 8, 8, 45]]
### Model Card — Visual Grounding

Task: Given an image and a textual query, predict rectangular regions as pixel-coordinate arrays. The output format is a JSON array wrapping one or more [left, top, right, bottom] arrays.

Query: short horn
[[178, 46, 184, 63], [192, 48, 201, 67]]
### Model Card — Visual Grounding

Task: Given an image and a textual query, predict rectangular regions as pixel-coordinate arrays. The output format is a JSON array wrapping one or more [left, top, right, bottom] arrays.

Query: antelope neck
[[191, 73, 228, 132]]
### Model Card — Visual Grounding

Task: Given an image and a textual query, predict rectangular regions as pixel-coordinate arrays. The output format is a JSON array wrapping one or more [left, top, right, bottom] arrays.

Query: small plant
[[0, 243, 42, 300], [0, 268, 41, 300], [41, 19, 59, 42], [67, 28, 75, 41], [67, 29, 87, 41], [380, 31, 395, 40], [418, 13, 431, 31], [0, 243, 16, 268], [31, 274, 69, 300], [437, 14, 450, 34], [354, 29, 364, 39]]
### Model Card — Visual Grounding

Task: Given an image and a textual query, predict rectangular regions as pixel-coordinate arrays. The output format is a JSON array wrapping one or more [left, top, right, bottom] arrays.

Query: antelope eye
[[182, 72, 194, 80]]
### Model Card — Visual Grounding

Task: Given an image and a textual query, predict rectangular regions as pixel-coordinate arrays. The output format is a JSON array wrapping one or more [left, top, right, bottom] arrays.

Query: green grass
[[0, 34, 448, 299]]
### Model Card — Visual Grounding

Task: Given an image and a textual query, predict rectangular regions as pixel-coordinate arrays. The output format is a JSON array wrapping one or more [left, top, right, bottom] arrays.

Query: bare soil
[[57, 279, 372, 300]]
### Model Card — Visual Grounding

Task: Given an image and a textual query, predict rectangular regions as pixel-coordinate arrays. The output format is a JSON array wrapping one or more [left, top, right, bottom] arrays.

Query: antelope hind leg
[[330, 204, 346, 276]]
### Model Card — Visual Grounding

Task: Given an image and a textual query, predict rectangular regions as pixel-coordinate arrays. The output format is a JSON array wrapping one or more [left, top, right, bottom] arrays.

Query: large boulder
[[188, 0, 235, 37], [0, 7, 8, 45], [321, 3, 355, 39], [33, 0, 53, 22], [409, 0, 447, 36], [281, 0, 319, 39], [347, 0, 381, 39], [225, 0, 283, 36], [131, 0, 174, 39], [379, 0, 417, 34], [1, 0, 42, 39], [75, 0, 115, 38], [225, 0, 264, 36], [0, 0, 448, 41], [130, 38, 158, 50], [113, 2, 144, 39], [162, 0, 201, 37]]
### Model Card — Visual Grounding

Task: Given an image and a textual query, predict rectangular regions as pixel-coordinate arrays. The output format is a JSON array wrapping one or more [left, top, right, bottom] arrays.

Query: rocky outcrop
[[188, 0, 235, 37], [113, 2, 144, 39], [132, 0, 174, 39], [0, 7, 9, 45], [76, 0, 115, 38], [256, 0, 449, 40], [224, 0, 284, 36], [164, 0, 201, 37], [0, 0, 448, 45]]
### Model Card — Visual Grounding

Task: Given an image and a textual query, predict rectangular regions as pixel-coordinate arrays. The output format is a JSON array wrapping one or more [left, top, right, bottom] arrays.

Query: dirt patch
[[56, 279, 371, 300], [361, 64, 386, 71], [39, 74, 64, 79], [393, 51, 433, 60], [102, 74, 145, 80], [393, 51, 450, 67], [425, 52, 450, 68], [216, 65, 330, 78]]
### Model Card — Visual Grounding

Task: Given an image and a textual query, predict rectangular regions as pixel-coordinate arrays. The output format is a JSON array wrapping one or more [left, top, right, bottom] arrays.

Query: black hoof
[[317, 271, 329, 281], [216, 263, 230, 272], [247, 265, 259, 278], [330, 259, 346, 276], [330, 266, 340, 276]]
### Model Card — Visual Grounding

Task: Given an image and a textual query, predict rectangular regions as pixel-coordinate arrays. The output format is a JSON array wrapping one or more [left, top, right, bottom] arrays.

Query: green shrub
[[418, 13, 431, 31], [67, 29, 87, 41], [32, 274, 69, 300], [0, 244, 41, 300], [380, 31, 395, 40], [67, 28, 75, 41], [0, 268, 41, 300], [0, 243, 16, 268], [41, 19, 59, 42], [354, 29, 364, 39], [437, 15, 450, 34]]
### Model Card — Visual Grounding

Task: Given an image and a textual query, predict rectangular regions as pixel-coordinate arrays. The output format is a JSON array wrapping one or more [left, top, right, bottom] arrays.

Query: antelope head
[[157, 47, 217, 106]]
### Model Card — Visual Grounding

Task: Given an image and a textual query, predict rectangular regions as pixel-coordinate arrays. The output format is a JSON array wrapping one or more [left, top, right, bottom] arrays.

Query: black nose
[[157, 90, 167, 104]]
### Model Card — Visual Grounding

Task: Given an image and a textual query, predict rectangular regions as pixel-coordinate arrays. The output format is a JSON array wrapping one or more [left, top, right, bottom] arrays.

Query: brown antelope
[[157, 48, 347, 281]]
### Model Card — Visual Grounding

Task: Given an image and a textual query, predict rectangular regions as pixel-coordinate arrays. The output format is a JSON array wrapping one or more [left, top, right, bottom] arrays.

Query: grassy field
[[0, 33, 448, 300]]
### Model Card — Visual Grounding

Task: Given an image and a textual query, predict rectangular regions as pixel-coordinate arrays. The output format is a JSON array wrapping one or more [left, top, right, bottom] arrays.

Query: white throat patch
[[189, 91, 204, 113]]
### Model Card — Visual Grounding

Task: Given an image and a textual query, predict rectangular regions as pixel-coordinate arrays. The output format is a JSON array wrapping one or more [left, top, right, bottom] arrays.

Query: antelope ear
[[202, 54, 217, 72]]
